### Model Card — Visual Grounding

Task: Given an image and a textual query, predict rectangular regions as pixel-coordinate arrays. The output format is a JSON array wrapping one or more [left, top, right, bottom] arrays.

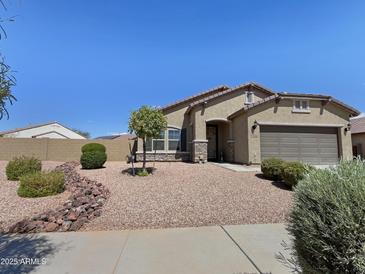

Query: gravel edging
[[79, 162, 293, 231], [5, 162, 110, 233]]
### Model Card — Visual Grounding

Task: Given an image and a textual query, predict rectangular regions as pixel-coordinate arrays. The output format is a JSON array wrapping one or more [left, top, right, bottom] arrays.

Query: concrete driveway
[[0, 224, 294, 274]]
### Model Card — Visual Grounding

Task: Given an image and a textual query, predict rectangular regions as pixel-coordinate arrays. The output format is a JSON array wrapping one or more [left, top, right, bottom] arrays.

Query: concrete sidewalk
[[0, 224, 293, 274]]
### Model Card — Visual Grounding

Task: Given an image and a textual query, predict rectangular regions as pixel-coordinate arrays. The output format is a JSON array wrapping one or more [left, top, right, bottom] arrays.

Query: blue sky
[[0, 0, 364, 137]]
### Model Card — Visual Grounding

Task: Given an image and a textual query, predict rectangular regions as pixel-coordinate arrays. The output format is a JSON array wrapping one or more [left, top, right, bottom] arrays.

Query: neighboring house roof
[[228, 92, 360, 119], [0, 121, 87, 139], [0, 121, 57, 135], [351, 116, 365, 134], [94, 134, 136, 140]]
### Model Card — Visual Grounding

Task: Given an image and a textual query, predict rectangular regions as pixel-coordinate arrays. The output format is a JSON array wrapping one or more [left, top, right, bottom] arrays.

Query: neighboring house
[[351, 116, 365, 158], [0, 122, 87, 139], [136, 82, 360, 165]]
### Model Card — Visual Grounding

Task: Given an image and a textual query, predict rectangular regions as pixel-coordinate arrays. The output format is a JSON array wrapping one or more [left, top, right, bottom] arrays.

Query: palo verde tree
[[0, 1, 16, 120], [128, 105, 167, 171]]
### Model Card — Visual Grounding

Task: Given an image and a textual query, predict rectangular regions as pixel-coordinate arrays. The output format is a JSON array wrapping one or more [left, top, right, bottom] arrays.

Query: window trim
[[292, 99, 311, 113], [145, 127, 184, 153], [245, 91, 254, 105], [167, 128, 181, 152]]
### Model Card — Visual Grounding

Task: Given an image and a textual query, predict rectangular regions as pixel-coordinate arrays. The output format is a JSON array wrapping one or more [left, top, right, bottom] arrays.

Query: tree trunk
[[142, 138, 146, 171]]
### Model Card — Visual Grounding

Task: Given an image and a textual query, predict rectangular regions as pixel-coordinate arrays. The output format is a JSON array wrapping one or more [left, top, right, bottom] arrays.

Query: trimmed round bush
[[80, 151, 107, 169], [281, 161, 312, 188], [6, 156, 42, 181], [261, 158, 285, 180], [81, 143, 106, 153], [18, 171, 65, 198], [288, 159, 365, 274]]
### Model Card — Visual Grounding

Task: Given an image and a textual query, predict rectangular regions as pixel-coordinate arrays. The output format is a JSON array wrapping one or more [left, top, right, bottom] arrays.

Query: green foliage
[[128, 105, 167, 140], [128, 105, 167, 170], [136, 169, 149, 176], [0, 58, 16, 120], [18, 171, 65, 198], [288, 159, 365, 274], [6, 156, 42, 181], [280, 161, 313, 188], [81, 143, 106, 153], [261, 158, 285, 180], [80, 151, 107, 169], [72, 128, 90, 139]]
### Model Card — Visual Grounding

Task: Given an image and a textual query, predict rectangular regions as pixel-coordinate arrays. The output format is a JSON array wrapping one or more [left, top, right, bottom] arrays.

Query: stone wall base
[[192, 141, 208, 163], [136, 152, 190, 162]]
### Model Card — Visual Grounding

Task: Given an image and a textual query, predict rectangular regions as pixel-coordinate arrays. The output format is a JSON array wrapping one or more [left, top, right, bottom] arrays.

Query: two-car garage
[[260, 125, 340, 165]]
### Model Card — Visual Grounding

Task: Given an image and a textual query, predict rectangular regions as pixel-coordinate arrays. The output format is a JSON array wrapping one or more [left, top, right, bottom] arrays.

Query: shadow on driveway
[[0, 233, 59, 274]]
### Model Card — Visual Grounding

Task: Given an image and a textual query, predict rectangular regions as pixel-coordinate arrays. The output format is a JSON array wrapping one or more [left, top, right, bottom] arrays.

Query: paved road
[[0, 224, 293, 274]]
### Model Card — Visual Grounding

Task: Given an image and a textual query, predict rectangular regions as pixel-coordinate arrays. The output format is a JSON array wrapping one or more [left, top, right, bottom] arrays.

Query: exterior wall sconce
[[252, 120, 258, 130], [345, 123, 351, 132]]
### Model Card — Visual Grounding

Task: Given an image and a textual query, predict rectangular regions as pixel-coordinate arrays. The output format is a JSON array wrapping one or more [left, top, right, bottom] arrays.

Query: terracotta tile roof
[[228, 92, 360, 120], [187, 82, 275, 112], [160, 85, 230, 111], [351, 116, 365, 134], [161, 82, 276, 112]]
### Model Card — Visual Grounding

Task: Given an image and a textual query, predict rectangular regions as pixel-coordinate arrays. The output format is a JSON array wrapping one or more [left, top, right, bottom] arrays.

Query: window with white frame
[[168, 129, 181, 151], [293, 99, 310, 112], [245, 91, 254, 104], [145, 127, 183, 152]]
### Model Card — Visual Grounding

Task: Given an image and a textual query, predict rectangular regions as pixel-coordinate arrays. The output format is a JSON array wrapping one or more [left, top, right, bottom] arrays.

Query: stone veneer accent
[[136, 152, 190, 162], [192, 140, 208, 163]]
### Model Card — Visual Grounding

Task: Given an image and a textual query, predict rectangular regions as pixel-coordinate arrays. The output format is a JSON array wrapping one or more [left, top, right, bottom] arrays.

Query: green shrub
[[6, 156, 42, 181], [80, 151, 107, 169], [81, 143, 106, 153], [18, 171, 65, 198], [280, 161, 313, 188], [288, 159, 365, 274], [261, 158, 285, 180], [136, 169, 149, 176]]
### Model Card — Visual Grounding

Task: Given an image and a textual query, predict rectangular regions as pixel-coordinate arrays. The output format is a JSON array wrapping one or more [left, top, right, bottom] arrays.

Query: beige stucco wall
[[240, 99, 352, 164], [192, 88, 268, 140], [352, 133, 365, 157], [0, 137, 132, 161], [231, 113, 249, 163], [141, 87, 269, 156]]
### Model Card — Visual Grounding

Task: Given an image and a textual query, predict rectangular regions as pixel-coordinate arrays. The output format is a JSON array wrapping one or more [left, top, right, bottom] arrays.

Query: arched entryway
[[205, 118, 232, 162]]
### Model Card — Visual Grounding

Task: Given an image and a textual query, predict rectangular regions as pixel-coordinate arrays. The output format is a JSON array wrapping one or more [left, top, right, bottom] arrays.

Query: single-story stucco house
[[136, 82, 360, 165], [351, 116, 365, 158], [0, 122, 87, 139]]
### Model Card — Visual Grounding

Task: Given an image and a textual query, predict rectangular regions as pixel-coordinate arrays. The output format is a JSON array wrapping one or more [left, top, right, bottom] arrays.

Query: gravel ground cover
[[0, 161, 70, 231], [78, 162, 293, 231]]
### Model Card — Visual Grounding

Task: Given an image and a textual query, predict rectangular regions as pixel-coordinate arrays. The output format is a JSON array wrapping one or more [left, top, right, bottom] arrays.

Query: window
[[168, 129, 181, 151], [293, 100, 310, 112], [153, 131, 165, 151], [245, 92, 254, 104], [144, 128, 186, 152]]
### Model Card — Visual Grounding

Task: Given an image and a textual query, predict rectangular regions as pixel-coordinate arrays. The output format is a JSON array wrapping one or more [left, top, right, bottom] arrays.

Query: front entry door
[[207, 125, 218, 161]]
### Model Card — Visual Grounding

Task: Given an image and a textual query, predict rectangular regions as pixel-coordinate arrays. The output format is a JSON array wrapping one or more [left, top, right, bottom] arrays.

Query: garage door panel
[[260, 126, 339, 165]]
